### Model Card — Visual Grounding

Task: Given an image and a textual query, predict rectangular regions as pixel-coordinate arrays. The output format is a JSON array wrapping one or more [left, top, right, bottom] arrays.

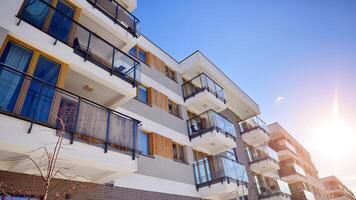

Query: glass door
[[0, 42, 33, 112], [48, 0, 75, 42], [21, 56, 61, 122]]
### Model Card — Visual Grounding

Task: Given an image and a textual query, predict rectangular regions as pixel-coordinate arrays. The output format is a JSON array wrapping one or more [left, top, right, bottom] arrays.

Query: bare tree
[[0, 112, 87, 200]]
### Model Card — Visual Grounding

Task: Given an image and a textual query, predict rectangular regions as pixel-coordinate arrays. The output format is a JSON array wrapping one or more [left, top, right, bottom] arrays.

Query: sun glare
[[307, 93, 355, 160]]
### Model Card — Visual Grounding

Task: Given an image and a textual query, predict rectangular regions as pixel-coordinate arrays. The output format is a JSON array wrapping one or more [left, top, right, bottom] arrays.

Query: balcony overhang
[[190, 130, 236, 155], [277, 149, 297, 160], [280, 173, 306, 184], [241, 127, 270, 146], [0, 114, 137, 184], [185, 90, 227, 114], [250, 158, 280, 175], [179, 51, 260, 120], [198, 179, 248, 200]]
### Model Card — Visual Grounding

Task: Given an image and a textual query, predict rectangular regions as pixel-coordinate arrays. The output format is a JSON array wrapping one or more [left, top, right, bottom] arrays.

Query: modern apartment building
[[0, 0, 274, 199], [321, 176, 356, 200], [269, 123, 330, 200], [239, 117, 292, 200]]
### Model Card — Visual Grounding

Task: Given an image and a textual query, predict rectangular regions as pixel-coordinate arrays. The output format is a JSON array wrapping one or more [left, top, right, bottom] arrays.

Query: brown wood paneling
[[149, 53, 166, 73], [150, 88, 169, 112], [152, 133, 173, 159]]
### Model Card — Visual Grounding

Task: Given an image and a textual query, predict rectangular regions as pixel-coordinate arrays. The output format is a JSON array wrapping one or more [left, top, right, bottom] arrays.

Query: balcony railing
[[193, 155, 249, 189], [247, 145, 279, 163], [279, 163, 306, 177], [259, 178, 291, 199], [239, 116, 269, 135], [17, 0, 140, 87], [187, 109, 236, 140], [182, 73, 226, 103], [0, 63, 140, 158], [87, 0, 140, 37]]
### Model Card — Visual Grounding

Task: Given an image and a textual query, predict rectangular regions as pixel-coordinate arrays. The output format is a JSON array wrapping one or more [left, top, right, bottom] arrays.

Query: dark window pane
[[129, 47, 136, 57], [21, 56, 60, 122], [0, 42, 33, 112], [48, 0, 75, 42], [139, 131, 149, 155], [137, 85, 148, 103], [138, 49, 146, 63], [21, 0, 52, 28]]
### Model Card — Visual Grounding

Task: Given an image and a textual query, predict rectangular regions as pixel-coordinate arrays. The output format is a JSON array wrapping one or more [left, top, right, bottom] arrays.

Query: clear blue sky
[[133, 0, 356, 192]]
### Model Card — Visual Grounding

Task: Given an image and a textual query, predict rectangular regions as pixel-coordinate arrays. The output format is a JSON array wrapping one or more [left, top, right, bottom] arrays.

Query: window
[[172, 142, 185, 162], [0, 41, 33, 112], [139, 130, 150, 155], [168, 99, 180, 117], [136, 85, 148, 104], [165, 66, 176, 81], [129, 46, 147, 64], [21, 0, 76, 42], [0, 39, 63, 123]]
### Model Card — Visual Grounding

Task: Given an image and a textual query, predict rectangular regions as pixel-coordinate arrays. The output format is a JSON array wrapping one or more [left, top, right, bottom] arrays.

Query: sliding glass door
[[21, 56, 61, 122], [48, 0, 75, 42], [0, 42, 33, 112]]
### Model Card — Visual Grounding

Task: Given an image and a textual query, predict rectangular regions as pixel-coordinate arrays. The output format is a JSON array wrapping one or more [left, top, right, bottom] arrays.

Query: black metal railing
[[246, 145, 279, 164], [193, 155, 249, 189], [239, 116, 270, 135], [0, 63, 140, 159], [17, 0, 140, 87], [187, 109, 236, 140], [182, 73, 226, 103], [86, 0, 140, 38]]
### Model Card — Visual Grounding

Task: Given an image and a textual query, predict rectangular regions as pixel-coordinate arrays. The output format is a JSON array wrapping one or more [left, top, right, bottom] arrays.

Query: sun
[[307, 93, 355, 159]]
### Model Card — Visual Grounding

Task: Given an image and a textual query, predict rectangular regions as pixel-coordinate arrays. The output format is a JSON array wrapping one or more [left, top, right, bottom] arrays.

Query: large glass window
[[136, 85, 148, 104], [0, 42, 33, 112], [139, 130, 149, 155], [21, 56, 61, 122], [172, 142, 185, 162], [21, 0, 52, 28], [48, 0, 75, 42]]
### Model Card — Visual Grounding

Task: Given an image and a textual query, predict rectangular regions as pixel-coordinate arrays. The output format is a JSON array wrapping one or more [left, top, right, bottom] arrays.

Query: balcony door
[[47, 0, 75, 42], [0, 38, 66, 123], [21, 0, 77, 43]]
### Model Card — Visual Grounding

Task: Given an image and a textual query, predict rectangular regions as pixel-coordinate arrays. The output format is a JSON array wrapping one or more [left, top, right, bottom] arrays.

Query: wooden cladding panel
[[152, 133, 173, 159], [149, 53, 166, 73], [149, 88, 169, 112]]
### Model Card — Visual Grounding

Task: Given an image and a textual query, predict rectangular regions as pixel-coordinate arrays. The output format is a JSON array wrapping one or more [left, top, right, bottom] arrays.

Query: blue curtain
[[22, 0, 52, 29], [0, 42, 33, 112], [48, 0, 74, 42], [21, 56, 60, 123]]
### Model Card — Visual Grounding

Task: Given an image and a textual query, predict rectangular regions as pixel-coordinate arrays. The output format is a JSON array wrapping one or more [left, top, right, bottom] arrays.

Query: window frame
[[172, 142, 185, 163], [168, 99, 180, 118], [164, 65, 176, 82], [136, 84, 149, 104], [138, 130, 152, 156]]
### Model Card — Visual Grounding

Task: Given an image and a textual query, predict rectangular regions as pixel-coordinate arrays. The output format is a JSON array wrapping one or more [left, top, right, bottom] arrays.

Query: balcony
[[239, 116, 270, 146], [187, 110, 237, 155], [272, 139, 298, 160], [258, 178, 291, 200], [279, 163, 306, 183], [86, 0, 140, 37], [193, 155, 249, 200], [247, 145, 280, 175], [0, 63, 140, 183], [182, 73, 227, 114], [292, 190, 316, 200], [17, 0, 140, 88]]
